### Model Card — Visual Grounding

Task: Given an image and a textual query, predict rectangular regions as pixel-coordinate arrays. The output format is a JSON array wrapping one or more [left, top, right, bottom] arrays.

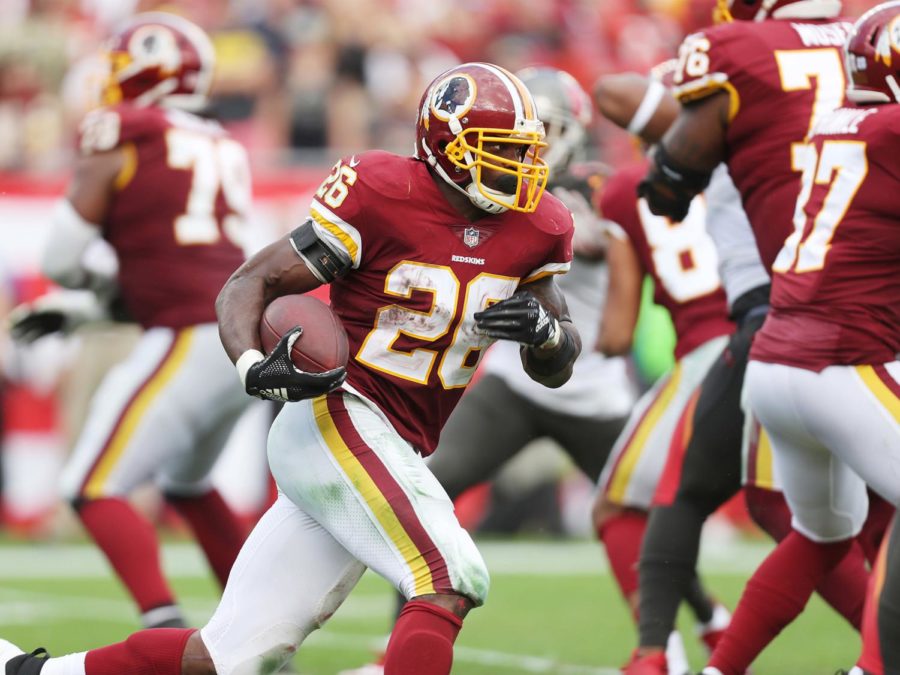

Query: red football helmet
[[102, 12, 215, 111], [713, 0, 841, 22], [845, 1, 900, 104], [415, 62, 549, 214]]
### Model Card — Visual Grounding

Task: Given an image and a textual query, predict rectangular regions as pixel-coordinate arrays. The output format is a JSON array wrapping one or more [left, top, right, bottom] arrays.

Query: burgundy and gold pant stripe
[[313, 392, 453, 597], [605, 364, 683, 503], [856, 364, 900, 425], [79, 328, 195, 499], [744, 416, 775, 490]]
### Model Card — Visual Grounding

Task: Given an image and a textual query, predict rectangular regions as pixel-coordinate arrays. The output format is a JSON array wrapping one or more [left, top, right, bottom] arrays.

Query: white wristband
[[626, 79, 667, 135], [236, 349, 265, 388], [539, 318, 562, 351]]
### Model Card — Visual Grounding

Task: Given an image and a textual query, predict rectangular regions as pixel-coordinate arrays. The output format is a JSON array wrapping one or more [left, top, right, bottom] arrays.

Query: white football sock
[[41, 652, 87, 675]]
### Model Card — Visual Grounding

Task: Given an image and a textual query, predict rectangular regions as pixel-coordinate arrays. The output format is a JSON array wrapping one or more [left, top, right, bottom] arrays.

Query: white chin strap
[[421, 138, 512, 214], [465, 183, 511, 214]]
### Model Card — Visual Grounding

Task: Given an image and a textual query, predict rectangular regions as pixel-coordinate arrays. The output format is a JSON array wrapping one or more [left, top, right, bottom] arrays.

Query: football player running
[[339, 65, 636, 675], [704, 3, 900, 673], [434, 67, 633, 507], [8, 13, 252, 630], [1, 62, 580, 675]]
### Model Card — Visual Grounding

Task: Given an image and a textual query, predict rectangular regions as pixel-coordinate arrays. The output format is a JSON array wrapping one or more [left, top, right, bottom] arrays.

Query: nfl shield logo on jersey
[[463, 227, 480, 248]]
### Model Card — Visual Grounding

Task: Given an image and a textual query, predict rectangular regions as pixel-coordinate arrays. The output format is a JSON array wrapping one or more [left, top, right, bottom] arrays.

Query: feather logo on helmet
[[430, 74, 477, 121], [127, 26, 183, 74]]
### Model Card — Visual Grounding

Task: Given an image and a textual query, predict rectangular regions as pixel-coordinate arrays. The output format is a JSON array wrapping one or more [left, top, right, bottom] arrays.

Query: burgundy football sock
[[745, 486, 867, 629], [85, 628, 194, 675], [76, 497, 176, 613], [860, 491, 895, 566], [383, 600, 463, 675], [857, 541, 886, 675], [597, 509, 646, 617], [707, 532, 853, 675], [166, 489, 247, 588]]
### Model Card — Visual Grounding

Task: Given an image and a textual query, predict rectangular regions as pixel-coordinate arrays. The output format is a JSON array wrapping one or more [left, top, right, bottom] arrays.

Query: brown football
[[259, 295, 350, 373]]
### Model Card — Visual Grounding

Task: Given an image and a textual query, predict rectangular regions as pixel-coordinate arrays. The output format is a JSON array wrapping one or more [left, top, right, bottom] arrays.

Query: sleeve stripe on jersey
[[114, 143, 138, 191], [521, 261, 571, 284], [309, 199, 363, 268], [674, 74, 741, 122]]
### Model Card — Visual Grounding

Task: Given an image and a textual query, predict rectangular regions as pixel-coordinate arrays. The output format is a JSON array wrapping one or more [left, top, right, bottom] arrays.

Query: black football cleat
[[4, 647, 49, 674]]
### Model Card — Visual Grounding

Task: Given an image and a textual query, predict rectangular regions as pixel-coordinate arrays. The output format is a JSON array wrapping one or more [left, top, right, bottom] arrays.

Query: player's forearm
[[521, 320, 581, 388], [216, 237, 323, 364], [216, 265, 268, 364], [597, 317, 635, 356], [639, 96, 728, 222]]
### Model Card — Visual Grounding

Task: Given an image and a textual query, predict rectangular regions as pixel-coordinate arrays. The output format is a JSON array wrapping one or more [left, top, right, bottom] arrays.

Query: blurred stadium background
[[0, 0, 880, 673]]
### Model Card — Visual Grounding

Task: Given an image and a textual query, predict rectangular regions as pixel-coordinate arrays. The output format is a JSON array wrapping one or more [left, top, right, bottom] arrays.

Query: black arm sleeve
[[637, 144, 713, 222], [288, 219, 353, 283]]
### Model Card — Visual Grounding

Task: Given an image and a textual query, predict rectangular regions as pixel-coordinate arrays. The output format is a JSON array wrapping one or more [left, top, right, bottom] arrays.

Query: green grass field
[[0, 537, 858, 674]]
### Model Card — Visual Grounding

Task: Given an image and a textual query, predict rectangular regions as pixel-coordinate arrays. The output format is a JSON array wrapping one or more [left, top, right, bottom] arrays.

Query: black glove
[[9, 290, 108, 344], [637, 144, 711, 222], [473, 291, 561, 349], [240, 327, 347, 403]]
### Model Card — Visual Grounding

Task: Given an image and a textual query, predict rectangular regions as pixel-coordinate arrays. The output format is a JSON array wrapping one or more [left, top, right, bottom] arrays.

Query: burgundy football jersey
[[750, 105, 900, 371], [307, 150, 573, 454], [673, 18, 853, 269], [77, 103, 248, 328], [600, 164, 732, 360]]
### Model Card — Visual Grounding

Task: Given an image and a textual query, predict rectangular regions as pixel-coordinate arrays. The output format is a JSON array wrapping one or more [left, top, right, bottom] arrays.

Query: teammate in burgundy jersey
[[642, 2, 853, 269], [597, 12, 883, 667], [0, 62, 579, 675], [592, 159, 734, 671], [707, 5, 900, 673], [599, 164, 732, 360], [8, 13, 251, 632]]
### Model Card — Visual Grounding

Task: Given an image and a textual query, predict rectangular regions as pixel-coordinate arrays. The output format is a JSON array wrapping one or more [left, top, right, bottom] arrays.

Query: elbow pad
[[289, 219, 352, 283], [637, 144, 712, 222]]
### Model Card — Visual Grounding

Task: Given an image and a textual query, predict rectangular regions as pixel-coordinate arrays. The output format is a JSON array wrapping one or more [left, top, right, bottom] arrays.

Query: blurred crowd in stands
[[0, 0, 867, 174]]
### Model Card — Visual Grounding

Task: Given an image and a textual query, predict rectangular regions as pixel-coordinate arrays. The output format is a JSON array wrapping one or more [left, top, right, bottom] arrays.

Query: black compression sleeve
[[289, 219, 352, 283]]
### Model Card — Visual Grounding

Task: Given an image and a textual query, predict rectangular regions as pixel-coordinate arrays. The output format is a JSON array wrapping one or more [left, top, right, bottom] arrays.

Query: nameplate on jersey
[[451, 254, 485, 266]]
